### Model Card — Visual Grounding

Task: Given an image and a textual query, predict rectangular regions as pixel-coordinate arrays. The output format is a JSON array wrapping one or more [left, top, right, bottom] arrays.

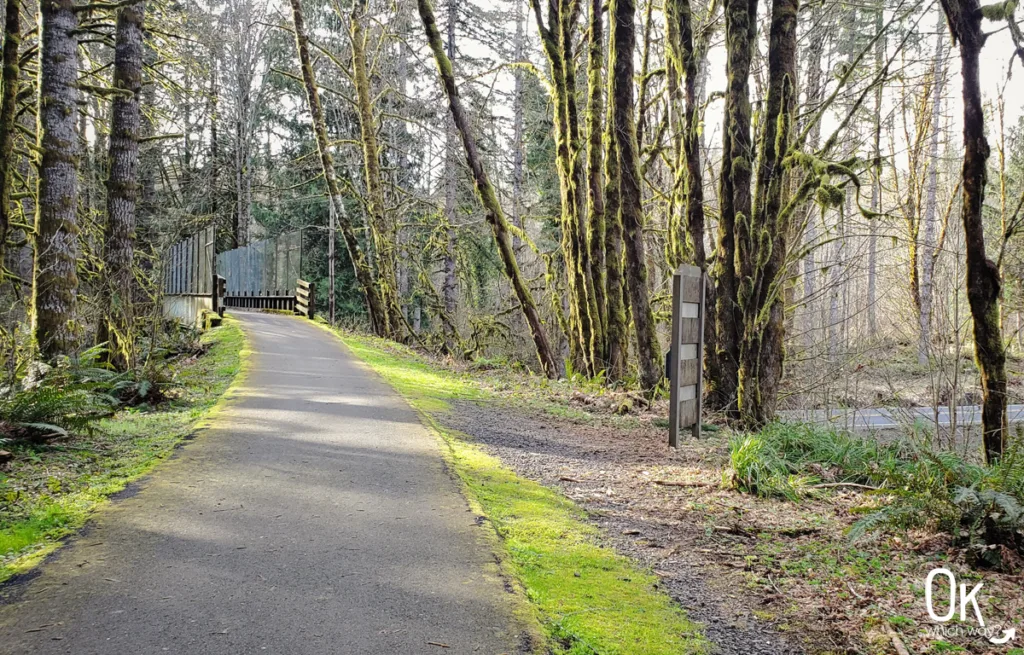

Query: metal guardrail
[[223, 293, 297, 312]]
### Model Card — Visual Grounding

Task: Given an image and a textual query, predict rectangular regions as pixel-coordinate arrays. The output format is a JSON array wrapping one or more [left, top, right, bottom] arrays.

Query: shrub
[[726, 422, 1024, 566], [0, 374, 113, 442], [725, 433, 806, 501]]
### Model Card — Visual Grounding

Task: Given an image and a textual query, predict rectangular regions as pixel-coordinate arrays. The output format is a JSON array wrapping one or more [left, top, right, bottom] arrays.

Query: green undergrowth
[[0, 319, 247, 583], [727, 421, 1024, 566], [330, 326, 709, 655]]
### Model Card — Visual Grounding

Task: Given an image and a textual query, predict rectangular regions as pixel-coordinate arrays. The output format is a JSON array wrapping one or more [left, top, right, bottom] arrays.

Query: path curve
[[0, 312, 526, 654]]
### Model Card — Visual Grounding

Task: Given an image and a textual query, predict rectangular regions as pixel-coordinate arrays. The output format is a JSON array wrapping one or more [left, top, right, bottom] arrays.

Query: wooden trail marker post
[[668, 265, 706, 447]]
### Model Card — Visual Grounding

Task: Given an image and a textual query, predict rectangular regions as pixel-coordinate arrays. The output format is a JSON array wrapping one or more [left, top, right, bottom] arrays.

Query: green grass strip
[[333, 328, 708, 655], [0, 319, 247, 583]]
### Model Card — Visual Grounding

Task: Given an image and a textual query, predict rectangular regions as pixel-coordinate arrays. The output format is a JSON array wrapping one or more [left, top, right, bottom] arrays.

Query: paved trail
[[0, 313, 525, 655], [780, 404, 1024, 431]]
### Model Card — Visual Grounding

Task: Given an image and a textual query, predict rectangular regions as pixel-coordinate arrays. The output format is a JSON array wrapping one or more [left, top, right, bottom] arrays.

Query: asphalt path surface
[[0, 312, 525, 655], [779, 404, 1024, 430]]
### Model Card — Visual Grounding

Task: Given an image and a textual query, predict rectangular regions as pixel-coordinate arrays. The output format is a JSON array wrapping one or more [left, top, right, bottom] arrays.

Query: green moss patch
[[332, 328, 708, 655], [0, 319, 247, 583]]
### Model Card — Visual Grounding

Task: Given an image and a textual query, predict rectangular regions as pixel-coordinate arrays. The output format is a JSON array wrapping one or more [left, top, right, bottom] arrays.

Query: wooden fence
[[162, 227, 219, 324], [163, 226, 215, 296]]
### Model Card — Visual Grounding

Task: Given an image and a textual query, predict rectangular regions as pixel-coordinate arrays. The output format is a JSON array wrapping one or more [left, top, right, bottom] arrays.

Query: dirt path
[[444, 400, 805, 655], [0, 313, 528, 655]]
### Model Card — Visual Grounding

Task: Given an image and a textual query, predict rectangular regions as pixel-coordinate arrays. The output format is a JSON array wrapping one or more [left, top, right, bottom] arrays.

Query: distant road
[[779, 404, 1024, 431]]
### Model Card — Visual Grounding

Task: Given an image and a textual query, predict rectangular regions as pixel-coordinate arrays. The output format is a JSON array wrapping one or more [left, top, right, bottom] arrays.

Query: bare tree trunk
[[799, 6, 824, 349], [828, 199, 846, 363], [418, 0, 559, 378], [209, 55, 220, 226], [98, 0, 145, 370], [234, 100, 249, 246], [512, 0, 526, 247], [940, 0, 1008, 462], [918, 14, 946, 365], [288, 0, 386, 335], [32, 0, 80, 359], [610, 0, 661, 391], [867, 0, 884, 335]]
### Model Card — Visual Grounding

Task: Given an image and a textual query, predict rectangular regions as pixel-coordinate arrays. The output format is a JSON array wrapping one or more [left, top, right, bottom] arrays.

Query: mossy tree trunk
[[0, 0, 21, 270], [709, 0, 757, 413], [441, 0, 459, 355], [98, 0, 146, 371], [603, 67, 628, 382], [585, 0, 607, 369], [32, 0, 81, 359], [735, 0, 798, 427], [666, 0, 715, 385], [288, 0, 387, 336], [418, 0, 560, 378], [530, 0, 600, 376], [610, 0, 661, 391], [351, 0, 402, 340], [666, 0, 706, 270], [940, 0, 1009, 462]]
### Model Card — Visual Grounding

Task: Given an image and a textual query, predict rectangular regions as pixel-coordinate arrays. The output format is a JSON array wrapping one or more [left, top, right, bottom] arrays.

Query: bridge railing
[[216, 230, 302, 297]]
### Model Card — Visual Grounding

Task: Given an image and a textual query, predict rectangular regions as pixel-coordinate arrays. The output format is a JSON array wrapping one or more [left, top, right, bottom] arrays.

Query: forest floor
[[0, 318, 245, 583], [341, 332, 1024, 655]]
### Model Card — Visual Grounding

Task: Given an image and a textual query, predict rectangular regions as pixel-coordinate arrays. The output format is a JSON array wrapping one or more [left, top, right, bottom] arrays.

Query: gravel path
[[444, 400, 804, 655], [0, 313, 528, 655]]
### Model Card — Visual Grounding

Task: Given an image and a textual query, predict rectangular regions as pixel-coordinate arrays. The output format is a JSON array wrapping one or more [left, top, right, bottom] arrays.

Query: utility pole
[[329, 196, 336, 324]]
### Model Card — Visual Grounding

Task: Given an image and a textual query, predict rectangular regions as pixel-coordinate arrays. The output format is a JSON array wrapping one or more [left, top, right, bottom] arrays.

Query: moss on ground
[[332, 327, 709, 655], [0, 319, 247, 583]]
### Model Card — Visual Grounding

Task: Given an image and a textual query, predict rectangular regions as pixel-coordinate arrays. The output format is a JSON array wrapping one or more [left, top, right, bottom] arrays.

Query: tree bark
[[867, 0, 884, 335], [710, 0, 757, 412], [918, 14, 946, 365], [32, 0, 80, 359], [288, 0, 386, 335], [0, 0, 20, 268], [209, 54, 220, 226], [735, 0, 798, 427], [99, 0, 145, 370], [352, 0, 401, 339], [530, 0, 598, 375], [585, 0, 607, 369], [667, 0, 715, 385], [939, 0, 1008, 462], [798, 4, 824, 349], [603, 58, 628, 382], [512, 0, 526, 247], [442, 0, 459, 354], [610, 0, 661, 391], [418, 0, 560, 378]]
